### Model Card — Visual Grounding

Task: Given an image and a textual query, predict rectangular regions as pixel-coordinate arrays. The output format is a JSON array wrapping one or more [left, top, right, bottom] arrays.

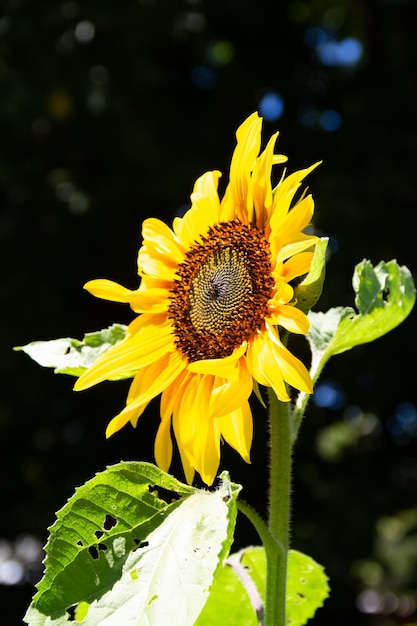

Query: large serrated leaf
[[307, 259, 415, 381], [196, 547, 329, 626], [24, 464, 240, 626], [15, 324, 128, 377]]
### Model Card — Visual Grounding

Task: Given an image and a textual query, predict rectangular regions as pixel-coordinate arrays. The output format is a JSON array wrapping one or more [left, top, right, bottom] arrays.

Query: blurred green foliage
[[1, 0, 416, 624]]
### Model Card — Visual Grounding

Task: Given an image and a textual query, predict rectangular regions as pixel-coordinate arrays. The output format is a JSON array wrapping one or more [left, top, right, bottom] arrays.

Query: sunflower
[[74, 112, 319, 486]]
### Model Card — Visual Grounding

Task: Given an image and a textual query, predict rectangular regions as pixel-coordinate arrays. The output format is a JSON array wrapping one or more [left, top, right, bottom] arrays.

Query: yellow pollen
[[168, 219, 274, 361]]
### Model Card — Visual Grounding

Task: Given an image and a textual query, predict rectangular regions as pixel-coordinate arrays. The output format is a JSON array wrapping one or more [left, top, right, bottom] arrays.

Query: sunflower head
[[74, 112, 321, 486]]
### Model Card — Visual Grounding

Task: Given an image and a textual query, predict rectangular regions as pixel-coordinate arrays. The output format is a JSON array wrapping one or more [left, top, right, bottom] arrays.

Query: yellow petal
[[266, 326, 313, 394], [137, 249, 177, 282], [228, 112, 262, 221], [173, 171, 222, 247], [210, 359, 253, 417], [130, 286, 170, 314], [74, 318, 174, 391], [270, 162, 321, 230], [160, 369, 191, 421], [172, 374, 220, 486], [217, 402, 253, 463], [172, 373, 211, 452], [279, 252, 314, 282], [275, 234, 318, 265], [138, 218, 184, 281], [282, 195, 315, 235], [105, 401, 147, 438], [267, 305, 310, 334], [119, 350, 186, 415], [251, 132, 278, 227], [246, 332, 290, 401], [84, 279, 138, 303], [141, 218, 184, 264], [196, 420, 220, 487], [187, 342, 247, 379], [154, 414, 173, 473]]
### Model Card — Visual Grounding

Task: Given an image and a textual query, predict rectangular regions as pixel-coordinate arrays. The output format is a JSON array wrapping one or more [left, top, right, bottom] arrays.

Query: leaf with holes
[[196, 547, 329, 626], [15, 324, 128, 378], [286, 550, 330, 626], [24, 463, 240, 626], [308, 259, 415, 381]]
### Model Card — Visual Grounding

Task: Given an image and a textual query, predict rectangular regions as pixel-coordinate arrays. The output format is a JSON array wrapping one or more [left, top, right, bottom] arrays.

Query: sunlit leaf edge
[[15, 324, 129, 378], [307, 259, 416, 378]]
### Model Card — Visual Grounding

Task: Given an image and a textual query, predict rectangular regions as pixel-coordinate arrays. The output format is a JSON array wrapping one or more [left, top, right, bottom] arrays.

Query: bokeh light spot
[[387, 402, 417, 442], [259, 92, 284, 121], [317, 36, 363, 67], [74, 20, 95, 44], [191, 65, 217, 90], [0, 560, 24, 585], [313, 379, 346, 409], [304, 26, 328, 48], [207, 40, 235, 66], [320, 109, 342, 131], [338, 37, 363, 66]]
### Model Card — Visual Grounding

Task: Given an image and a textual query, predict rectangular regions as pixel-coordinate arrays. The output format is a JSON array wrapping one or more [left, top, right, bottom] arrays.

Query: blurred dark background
[[1, 0, 417, 624]]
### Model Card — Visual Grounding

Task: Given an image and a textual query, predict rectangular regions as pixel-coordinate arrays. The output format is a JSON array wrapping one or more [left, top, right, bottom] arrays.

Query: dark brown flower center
[[168, 219, 274, 361]]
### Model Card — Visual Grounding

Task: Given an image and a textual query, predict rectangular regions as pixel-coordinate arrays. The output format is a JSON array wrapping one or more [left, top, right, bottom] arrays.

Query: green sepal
[[294, 237, 328, 314], [15, 324, 129, 378]]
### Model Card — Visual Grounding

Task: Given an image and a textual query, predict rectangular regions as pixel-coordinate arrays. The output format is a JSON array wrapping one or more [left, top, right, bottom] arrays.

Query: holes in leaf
[[95, 530, 104, 539], [88, 543, 108, 559], [77, 540, 83, 547], [66, 605, 77, 621], [88, 546, 99, 560], [133, 538, 149, 550], [103, 514, 117, 531], [66, 601, 89, 622], [148, 484, 181, 504]]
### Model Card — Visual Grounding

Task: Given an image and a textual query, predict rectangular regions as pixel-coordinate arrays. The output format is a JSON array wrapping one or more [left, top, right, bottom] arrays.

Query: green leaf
[[24, 463, 241, 626], [286, 550, 330, 626], [15, 324, 128, 377], [294, 237, 329, 314], [308, 259, 416, 381], [196, 547, 329, 626]]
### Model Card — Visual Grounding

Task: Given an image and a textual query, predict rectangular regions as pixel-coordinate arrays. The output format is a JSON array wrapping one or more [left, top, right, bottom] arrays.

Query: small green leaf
[[196, 547, 329, 626], [294, 237, 329, 314], [24, 464, 240, 626], [15, 324, 128, 377], [308, 260, 416, 381]]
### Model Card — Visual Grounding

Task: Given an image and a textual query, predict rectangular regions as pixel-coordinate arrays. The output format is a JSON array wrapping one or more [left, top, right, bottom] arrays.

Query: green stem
[[265, 387, 293, 626], [292, 350, 329, 442]]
